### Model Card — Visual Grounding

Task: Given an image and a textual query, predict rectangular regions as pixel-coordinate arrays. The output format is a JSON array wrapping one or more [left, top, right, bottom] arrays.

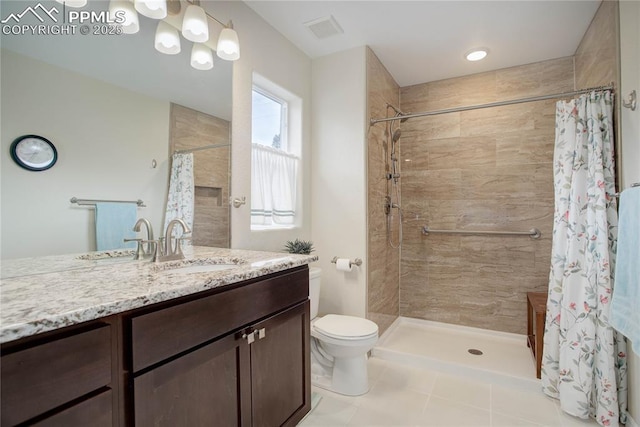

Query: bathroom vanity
[[0, 247, 315, 426]]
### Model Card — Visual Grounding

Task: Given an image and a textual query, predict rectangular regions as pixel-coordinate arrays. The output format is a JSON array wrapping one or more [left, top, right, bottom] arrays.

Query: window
[[252, 88, 287, 150], [251, 77, 300, 229]]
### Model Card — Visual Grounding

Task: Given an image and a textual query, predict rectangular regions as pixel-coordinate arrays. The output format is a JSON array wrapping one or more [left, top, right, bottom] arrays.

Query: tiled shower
[[366, 1, 619, 337]]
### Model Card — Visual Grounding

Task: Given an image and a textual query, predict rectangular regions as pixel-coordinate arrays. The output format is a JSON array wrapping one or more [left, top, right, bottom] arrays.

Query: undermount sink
[[152, 257, 246, 274]]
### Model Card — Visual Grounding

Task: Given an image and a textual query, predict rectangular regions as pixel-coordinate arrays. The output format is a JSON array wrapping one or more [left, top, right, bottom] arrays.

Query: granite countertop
[[0, 246, 317, 344]]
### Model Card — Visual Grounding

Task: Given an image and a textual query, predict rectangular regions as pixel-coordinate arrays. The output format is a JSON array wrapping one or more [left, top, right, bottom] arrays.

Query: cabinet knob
[[257, 328, 266, 340]]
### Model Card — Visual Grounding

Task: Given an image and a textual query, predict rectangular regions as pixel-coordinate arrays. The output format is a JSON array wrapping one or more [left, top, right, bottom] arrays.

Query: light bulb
[[191, 43, 213, 70], [155, 21, 180, 54], [182, 4, 209, 43], [216, 26, 240, 61]]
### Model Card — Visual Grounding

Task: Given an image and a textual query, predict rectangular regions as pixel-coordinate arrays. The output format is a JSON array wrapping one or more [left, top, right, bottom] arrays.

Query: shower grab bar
[[70, 197, 146, 207], [422, 226, 541, 239]]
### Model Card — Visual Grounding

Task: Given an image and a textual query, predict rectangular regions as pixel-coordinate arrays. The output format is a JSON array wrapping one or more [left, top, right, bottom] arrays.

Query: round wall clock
[[10, 135, 58, 171]]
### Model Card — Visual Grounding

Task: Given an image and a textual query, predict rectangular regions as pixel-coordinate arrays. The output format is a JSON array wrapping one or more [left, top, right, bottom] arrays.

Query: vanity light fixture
[[134, 0, 167, 20], [109, 1, 140, 34], [155, 20, 181, 54], [55, 0, 88, 7], [465, 48, 489, 61], [90, 0, 240, 70]]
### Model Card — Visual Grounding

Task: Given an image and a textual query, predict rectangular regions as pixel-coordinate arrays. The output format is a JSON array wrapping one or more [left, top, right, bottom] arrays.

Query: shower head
[[392, 128, 402, 143], [387, 103, 411, 123]]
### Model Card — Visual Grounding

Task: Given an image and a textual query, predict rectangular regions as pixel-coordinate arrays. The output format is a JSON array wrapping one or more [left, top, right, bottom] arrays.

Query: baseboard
[[626, 412, 639, 427]]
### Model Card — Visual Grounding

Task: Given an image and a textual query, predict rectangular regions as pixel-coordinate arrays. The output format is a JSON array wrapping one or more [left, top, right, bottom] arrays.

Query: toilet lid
[[313, 314, 378, 339]]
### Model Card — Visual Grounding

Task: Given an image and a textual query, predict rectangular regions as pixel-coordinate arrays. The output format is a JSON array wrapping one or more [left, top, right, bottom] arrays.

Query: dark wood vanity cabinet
[[133, 301, 310, 427], [0, 265, 311, 427]]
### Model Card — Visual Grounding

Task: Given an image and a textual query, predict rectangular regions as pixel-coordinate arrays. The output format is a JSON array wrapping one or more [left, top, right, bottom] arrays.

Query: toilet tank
[[309, 267, 322, 319]]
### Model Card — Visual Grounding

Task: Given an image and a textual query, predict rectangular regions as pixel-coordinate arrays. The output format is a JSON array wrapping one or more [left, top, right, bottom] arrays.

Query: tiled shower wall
[[366, 48, 400, 336], [365, 1, 617, 336], [170, 104, 231, 248], [398, 57, 574, 334]]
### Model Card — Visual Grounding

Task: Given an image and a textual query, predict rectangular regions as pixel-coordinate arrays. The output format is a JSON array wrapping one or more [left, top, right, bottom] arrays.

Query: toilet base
[[311, 354, 370, 396]]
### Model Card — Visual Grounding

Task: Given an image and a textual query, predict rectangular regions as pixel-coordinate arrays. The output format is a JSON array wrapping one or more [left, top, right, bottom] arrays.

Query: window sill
[[251, 225, 298, 232]]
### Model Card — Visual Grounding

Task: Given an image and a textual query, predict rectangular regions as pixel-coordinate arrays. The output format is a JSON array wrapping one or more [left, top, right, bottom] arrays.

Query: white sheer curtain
[[251, 143, 298, 226], [164, 152, 194, 239], [542, 90, 627, 426]]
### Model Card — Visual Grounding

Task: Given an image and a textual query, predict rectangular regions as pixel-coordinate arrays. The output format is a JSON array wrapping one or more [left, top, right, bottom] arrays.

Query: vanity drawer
[[32, 389, 113, 427], [130, 266, 309, 372], [1, 324, 112, 426]]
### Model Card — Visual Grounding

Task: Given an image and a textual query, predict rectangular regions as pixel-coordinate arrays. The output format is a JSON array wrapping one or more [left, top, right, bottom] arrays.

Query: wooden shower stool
[[526, 292, 547, 379]]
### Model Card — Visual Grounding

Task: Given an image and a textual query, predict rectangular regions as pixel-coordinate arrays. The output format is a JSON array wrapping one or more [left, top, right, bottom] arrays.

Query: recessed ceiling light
[[465, 48, 488, 62]]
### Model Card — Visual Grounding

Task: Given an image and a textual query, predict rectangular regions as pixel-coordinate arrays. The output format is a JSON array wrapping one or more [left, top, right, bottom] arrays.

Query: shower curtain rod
[[370, 84, 614, 125], [174, 143, 230, 154]]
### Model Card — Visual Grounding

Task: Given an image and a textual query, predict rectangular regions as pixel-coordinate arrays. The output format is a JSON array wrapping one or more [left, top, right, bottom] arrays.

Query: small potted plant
[[284, 239, 314, 255]]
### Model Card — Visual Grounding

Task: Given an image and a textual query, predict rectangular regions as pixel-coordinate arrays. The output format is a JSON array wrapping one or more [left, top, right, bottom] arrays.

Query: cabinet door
[[133, 332, 251, 427], [250, 301, 311, 427]]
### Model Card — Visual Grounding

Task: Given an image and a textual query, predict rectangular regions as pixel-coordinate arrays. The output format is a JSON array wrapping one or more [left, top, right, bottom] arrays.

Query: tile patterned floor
[[300, 318, 605, 427], [298, 357, 602, 427]]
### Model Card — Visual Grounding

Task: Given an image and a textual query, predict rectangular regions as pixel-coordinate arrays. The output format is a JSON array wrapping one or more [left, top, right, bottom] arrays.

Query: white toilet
[[309, 267, 379, 396]]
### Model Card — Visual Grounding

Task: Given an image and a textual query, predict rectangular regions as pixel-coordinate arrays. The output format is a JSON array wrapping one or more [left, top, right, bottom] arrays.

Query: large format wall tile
[[367, 48, 401, 336], [170, 104, 230, 248], [398, 56, 573, 334]]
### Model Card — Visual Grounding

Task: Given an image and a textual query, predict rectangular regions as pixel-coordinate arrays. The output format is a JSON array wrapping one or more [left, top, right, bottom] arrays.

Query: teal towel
[[611, 186, 640, 353], [95, 202, 137, 251]]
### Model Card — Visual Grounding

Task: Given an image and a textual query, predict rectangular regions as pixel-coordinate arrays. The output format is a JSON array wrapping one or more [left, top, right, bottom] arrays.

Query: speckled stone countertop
[[0, 246, 317, 344]]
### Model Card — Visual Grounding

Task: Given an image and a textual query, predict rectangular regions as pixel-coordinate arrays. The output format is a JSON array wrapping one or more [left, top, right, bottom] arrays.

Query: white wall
[[311, 47, 368, 318], [1, 50, 169, 259], [211, 1, 313, 252], [619, 1, 640, 423]]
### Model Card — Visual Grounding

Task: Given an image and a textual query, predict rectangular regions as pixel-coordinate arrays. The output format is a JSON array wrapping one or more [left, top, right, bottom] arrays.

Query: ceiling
[[243, 0, 602, 87]]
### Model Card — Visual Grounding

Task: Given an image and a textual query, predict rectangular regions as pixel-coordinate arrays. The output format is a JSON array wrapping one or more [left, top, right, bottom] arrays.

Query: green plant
[[284, 239, 314, 255]]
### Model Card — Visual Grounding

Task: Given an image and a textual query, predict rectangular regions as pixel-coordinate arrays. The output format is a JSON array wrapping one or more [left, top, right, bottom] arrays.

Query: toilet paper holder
[[330, 256, 363, 268]]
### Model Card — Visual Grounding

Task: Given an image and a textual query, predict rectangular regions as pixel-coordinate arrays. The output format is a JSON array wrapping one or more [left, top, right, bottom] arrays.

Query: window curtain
[[164, 152, 194, 240], [542, 90, 627, 426], [251, 143, 298, 226]]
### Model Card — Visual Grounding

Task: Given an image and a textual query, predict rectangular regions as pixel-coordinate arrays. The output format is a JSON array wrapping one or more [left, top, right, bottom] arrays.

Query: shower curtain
[[542, 90, 627, 426], [164, 152, 194, 239]]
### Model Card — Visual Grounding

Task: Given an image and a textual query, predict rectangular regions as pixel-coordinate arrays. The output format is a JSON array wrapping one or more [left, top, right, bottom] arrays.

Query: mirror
[[0, 0, 232, 260]]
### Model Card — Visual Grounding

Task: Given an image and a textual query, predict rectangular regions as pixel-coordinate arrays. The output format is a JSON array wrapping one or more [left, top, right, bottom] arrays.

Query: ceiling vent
[[304, 15, 343, 39]]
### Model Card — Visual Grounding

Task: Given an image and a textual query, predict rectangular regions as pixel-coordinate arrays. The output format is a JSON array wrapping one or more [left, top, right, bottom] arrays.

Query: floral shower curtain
[[542, 90, 627, 426], [164, 152, 194, 239]]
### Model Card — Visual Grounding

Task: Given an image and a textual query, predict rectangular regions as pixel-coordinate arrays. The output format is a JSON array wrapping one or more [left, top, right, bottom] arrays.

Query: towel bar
[[70, 197, 146, 207]]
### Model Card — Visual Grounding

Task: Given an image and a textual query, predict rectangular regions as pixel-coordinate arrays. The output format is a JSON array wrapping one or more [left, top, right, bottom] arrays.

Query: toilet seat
[[313, 314, 378, 340]]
